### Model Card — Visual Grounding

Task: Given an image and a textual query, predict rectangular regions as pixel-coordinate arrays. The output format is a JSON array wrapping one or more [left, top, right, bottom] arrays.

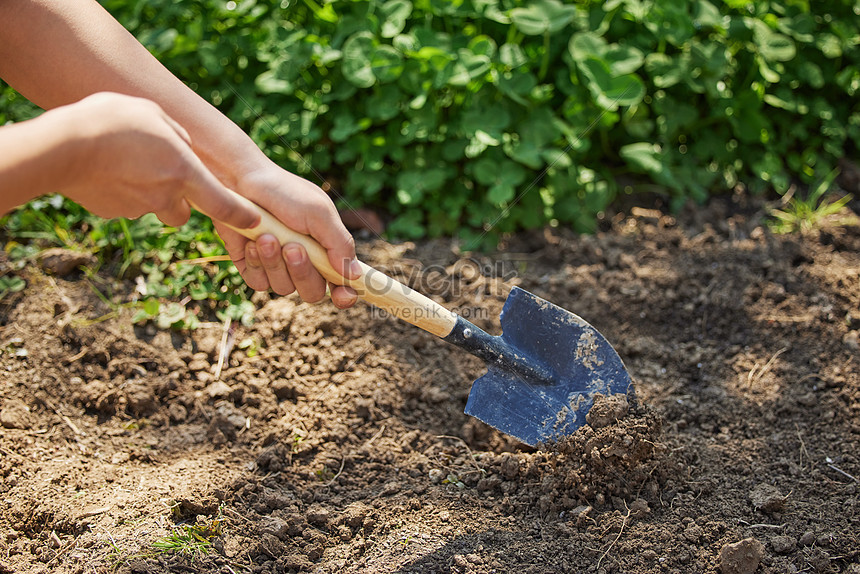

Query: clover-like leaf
[[449, 50, 491, 86], [499, 43, 528, 68], [510, 0, 577, 36], [460, 104, 511, 138], [577, 57, 645, 110], [603, 44, 644, 76], [644, 53, 685, 89], [473, 157, 527, 205], [371, 45, 405, 83], [568, 32, 607, 62], [342, 32, 377, 88], [380, 0, 413, 38], [620, 142, 664, 174], [752, 20, 796, 62]]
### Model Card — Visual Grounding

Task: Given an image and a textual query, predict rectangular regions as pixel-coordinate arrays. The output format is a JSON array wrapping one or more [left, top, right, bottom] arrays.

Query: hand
[[58, 92, 259, 230], [214, 167, 360, 309]]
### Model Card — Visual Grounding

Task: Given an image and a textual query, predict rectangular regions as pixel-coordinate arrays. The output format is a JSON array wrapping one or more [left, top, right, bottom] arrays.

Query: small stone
[[380, 481, 400, 496], [771, 535, 796, 554], [306, 543, 323, 561], [428, 468, 445, 484], [683, 522, 704, 543], [281, 554, 312, 570], [110, 452, 130, 465], [719, 538, 765, 574], [641, 549, 657, 562], [477, 476, 501, 492], [206, 380, 232, 399], [0, 399, 33, 430], [843, 330, 859, 352], [187, 359, 209, 372], [798, 531, 815, 546], [586, 393, 629, 428], [629, 498, 650, 517], [167, 402, 187, 423], [750, 483, 786, 513], [796, 392, 817, 406]]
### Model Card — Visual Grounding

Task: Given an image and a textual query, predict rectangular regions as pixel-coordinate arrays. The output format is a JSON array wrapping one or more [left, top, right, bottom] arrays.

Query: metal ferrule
[[442, 316, 555, 384]]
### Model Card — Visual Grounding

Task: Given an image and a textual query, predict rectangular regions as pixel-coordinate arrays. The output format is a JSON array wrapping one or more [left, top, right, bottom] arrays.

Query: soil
[[1, 197, 858, 574]]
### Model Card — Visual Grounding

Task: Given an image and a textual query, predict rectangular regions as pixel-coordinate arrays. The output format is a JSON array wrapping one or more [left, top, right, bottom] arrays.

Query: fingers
[[282, 243, 327, 303], [307, 206, 361, 281], [243, 236, 327, 303], [241, 241, 270, 292], [255, 235, 296, 296], [330, 285, 359, 309]]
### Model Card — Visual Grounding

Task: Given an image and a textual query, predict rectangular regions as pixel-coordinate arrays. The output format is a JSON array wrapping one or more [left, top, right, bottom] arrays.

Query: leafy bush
[[3, 0, 859, 249], [87, 0, 857, 246]]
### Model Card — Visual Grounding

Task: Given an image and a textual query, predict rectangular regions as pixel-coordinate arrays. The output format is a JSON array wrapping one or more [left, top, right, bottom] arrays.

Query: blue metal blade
[[464, 287, 632, 446]]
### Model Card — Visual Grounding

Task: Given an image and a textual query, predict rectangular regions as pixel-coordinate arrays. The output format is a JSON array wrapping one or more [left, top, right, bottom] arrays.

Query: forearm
[[0, 108, 81, 213], [0, 0, 267, 188]]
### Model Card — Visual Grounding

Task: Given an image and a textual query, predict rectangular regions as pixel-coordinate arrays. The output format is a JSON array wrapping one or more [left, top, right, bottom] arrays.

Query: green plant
[[87, 0, 858, 247], [768, 169, 856, 233], [1, 198, 256, 330], [0, 275, 26, 301], [2, 0, 858, 259], [152, 515, 223, 558]]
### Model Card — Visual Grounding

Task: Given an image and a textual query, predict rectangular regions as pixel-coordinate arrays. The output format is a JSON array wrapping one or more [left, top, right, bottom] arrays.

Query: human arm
[[0, 0, 359, 306], [0, 92, 260, 228]]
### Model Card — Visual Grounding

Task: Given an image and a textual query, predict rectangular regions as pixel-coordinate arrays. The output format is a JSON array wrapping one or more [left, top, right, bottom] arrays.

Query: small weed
[[290, 433, 305, 454], [315, 466, 335, 482], [442, 473, 466, 489], [0, 275, 26, 301], [769, 169, 856, 234], [152, 515, 223, 558], [238, 336, 260, 358]]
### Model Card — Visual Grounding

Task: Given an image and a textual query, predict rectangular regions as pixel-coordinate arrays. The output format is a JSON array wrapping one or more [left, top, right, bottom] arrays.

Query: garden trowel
[[199, 197, 632, 446]]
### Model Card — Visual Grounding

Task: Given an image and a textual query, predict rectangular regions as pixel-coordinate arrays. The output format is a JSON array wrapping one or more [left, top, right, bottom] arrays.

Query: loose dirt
[[1, 197, 858, 574]]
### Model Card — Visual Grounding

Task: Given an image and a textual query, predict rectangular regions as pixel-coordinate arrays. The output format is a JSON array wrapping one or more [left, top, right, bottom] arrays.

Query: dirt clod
[[586, 393, 630, 428], [719, 538, 766, 574], [0, 399, 33, 429], [771, 534, 796, 554], [750, 483, 787, 513]]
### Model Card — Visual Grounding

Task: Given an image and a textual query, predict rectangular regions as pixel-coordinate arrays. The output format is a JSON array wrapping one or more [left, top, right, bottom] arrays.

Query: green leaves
[[751, 19, 796, 62], [342, 32, 378, 88], [379, 0, 412, 38], [57, 0, 859, 248], [569, 33, 645, 110], [510, 0, 577, 35]]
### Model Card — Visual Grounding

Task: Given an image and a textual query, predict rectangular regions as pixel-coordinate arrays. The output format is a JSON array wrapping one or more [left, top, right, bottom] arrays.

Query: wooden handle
[[194, 198, 458, 338]]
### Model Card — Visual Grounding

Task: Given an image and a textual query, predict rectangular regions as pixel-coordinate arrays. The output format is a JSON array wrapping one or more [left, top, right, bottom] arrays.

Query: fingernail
[[260, 240, 277, 258], [285, 245, 303, 266], [349, 259, 362, 278], [246, 244, 259, 265]]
